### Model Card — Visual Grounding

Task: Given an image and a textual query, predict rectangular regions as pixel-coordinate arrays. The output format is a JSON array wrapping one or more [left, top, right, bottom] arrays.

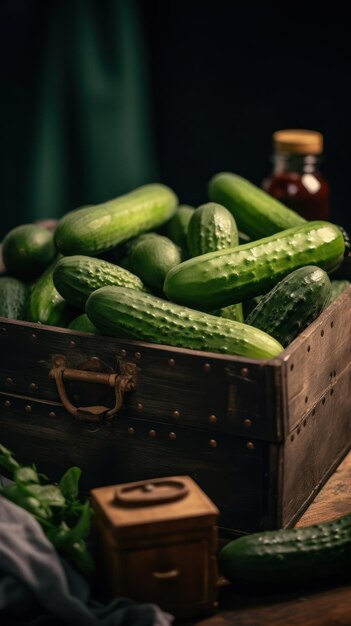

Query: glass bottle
[[262, 129, 331, 221]]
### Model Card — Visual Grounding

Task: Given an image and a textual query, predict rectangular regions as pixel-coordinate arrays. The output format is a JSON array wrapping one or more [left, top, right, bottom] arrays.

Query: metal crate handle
[[49, 355, 137, 422]]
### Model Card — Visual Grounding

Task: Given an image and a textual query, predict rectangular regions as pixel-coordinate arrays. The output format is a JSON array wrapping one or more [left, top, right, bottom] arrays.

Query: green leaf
[[59, 466, 81, 501], [15, 466, 40, 484], [0, 444, 20, 474], [53, 500, 92, 546], [62, 540, 95, 577], [0, 484, 52, 520], [29, 484, 65, 507]]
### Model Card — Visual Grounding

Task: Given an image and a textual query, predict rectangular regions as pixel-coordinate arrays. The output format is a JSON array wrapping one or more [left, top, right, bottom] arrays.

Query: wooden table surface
[[188, 451, 351, 626]]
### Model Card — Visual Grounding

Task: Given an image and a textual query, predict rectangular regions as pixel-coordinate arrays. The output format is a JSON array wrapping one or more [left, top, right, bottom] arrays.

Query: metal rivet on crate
[[246, 441, 255, 451], [127, 427, 135, 435], [5, 377, 14, 387], [31, 334, 38, 343], [241, 367, 249, 378], [0, 327, 7, 336], [173, 410, 180, 419], [25, 405, 32, 414], [244, 418, 252, 429], [168, 358, 175, 367], [209, 439, 217, 448], [69, 340, 76, 348], [209, 414, 217, 424], [203, 363, 211, 372], [4, 400, 11, 408], [148, 429, 156, 438], [49, 411, 56, 418], [136, 403, 143, 412], [135, 351, 141, 360], [168, 432, 177, 440], [29, 383, 38, 392]]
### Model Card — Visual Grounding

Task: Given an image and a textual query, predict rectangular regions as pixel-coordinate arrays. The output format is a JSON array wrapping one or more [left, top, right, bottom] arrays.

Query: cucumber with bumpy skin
[[219, 512, 351, 586], [246, 266, 331, 347], [187, 202, 238, 257], [53, 255, 148, 308], [55, 184, 178, 256], [86, 286, 284, 360], [165, 204, 195, 252], [188, 202, 243, 321], [208, 172, 306, 239], [26, 258, 77, 327], [164, 221, 346, 311], [0, 277, 29, 320]]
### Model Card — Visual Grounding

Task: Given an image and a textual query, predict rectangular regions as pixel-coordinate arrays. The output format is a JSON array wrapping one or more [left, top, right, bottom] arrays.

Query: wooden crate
[[0, 287, 350, 537]]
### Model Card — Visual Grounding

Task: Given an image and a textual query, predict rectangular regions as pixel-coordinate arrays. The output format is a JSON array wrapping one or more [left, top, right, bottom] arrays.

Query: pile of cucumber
[[0, 175, 350, 361], [1, 174, 350, 586]]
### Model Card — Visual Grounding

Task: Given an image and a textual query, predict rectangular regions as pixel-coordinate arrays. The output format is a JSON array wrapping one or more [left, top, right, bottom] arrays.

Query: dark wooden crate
[[0, 287, 350, 537]]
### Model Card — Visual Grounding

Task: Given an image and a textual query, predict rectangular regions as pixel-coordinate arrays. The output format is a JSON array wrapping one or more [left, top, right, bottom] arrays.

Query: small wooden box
[[91, 476, 219, 620]]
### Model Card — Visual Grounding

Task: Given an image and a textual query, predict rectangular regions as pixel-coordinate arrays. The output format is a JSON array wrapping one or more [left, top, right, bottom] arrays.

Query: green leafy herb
[[0, 443, 94, 577]]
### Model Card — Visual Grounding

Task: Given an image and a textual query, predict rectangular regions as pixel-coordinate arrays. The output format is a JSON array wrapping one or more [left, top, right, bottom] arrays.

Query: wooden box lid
[[91, 475, 219, 542]]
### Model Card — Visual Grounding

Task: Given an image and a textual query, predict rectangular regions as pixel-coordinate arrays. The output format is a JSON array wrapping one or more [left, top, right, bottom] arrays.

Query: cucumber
[[2, 224, 56, 280], [210, 303, 244, 323], [69, 313, 100, 334], [208, 172, 306, 239], [26, 258, 77, 327], [219, 513, 351, 586], [165, 204, 195, 251], [86, 286, 284, 360], [164, 221, 345, 311], [187, 202, 238, 257], [55, 184, 178, 256], [0, 277, 29, 320], [53, 255, 148, 308], [187, 202, 243, 321], [330, 279, 350, 301], [246, 266, 331, 347], [126, 233, 182, 293]]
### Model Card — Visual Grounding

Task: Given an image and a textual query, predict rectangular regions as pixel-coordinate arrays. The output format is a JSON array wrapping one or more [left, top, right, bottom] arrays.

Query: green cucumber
[[219, 513, 351, 586], [246, 266, 331, 347], [55, 184, 178, 256], [2, 224, 56, 280], [126, 233, 182, 293], [53, 255, 148, 309], [164, 221, 345, 311], [208, 172, 306, 239], [86, 286, 283, 360], [69, 313, 100, 334], [187, 202, 243, 321], [187, 202, 238, 257], [330, 279, 350, 301], [165, 204, 195, 251], [0, 277, 29, 320], [26, 258, 77, 327], [210, 303, 244, 323]]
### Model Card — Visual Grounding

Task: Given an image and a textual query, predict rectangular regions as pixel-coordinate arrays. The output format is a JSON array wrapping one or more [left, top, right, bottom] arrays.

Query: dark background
[[1, 1, 350, 236]]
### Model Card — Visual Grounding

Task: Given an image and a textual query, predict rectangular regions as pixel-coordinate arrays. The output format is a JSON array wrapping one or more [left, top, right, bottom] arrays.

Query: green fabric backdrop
[[1, 0, 157, 238]]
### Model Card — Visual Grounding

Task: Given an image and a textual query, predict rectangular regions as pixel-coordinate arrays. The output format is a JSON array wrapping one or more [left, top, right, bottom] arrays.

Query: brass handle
[[49, 355, 137, 422], [153, 569, 180, 580]]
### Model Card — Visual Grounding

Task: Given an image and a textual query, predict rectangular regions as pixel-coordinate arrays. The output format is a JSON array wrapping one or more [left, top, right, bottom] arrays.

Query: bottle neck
[[272, 153, 322, 175]]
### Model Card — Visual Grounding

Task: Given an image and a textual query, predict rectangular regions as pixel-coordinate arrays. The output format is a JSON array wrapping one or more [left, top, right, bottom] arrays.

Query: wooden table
[[189, 452, 351, 626]]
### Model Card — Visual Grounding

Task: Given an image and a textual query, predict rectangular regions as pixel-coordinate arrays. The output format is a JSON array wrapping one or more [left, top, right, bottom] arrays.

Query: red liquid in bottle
[[262, 130, 331, 221]]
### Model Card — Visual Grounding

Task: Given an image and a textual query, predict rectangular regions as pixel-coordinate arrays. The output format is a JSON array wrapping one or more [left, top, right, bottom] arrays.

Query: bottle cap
[[273, 129, 323, 155]]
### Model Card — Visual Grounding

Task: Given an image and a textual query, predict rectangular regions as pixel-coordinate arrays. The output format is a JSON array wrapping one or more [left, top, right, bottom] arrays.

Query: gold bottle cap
[[273, 129, 323, 155]]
